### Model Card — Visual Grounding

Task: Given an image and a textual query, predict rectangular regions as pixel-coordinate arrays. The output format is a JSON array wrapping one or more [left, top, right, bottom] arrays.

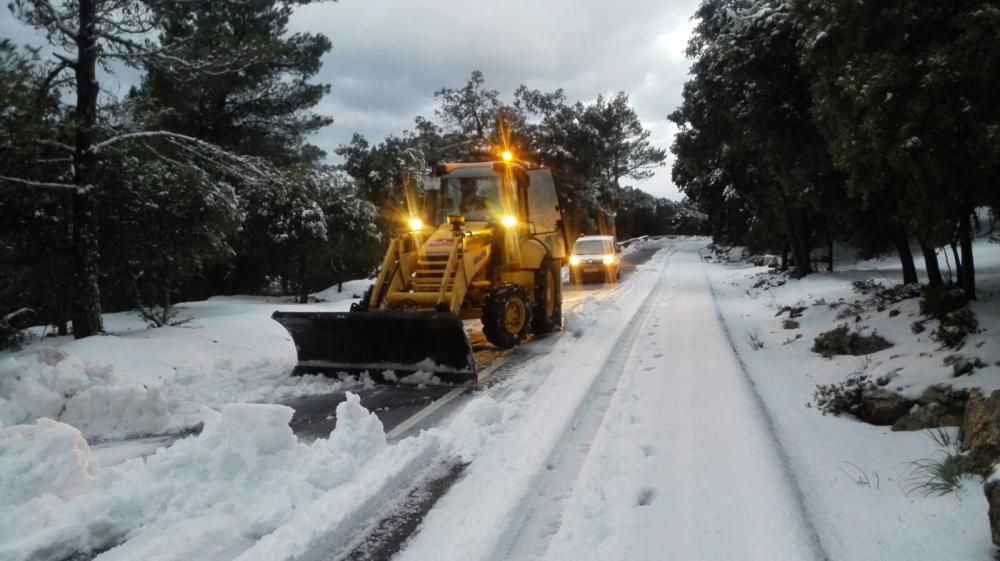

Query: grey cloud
[[2, 0, 699, 199], [292, 0, 700, 199]]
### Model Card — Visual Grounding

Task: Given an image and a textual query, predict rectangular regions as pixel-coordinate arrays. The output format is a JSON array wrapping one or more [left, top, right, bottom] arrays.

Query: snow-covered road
[[392, 239, 826, 561]]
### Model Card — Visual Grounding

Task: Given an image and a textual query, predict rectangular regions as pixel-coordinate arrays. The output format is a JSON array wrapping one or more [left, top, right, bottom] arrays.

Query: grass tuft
[[903, 428, 967, 497]]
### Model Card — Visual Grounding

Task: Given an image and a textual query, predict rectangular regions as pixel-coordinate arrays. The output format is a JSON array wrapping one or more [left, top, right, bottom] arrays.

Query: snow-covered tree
[[672, 0, 840, 277], [134, 0, 333, 164], [3, 0, 283, 337], [98, 148, 241, 325], [236, 166, 379, 301]]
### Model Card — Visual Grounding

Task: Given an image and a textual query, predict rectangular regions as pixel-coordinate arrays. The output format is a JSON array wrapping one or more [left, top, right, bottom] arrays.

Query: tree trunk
[[70, 0, 104, 338], [297, 250, 308, 304], [827, 238, 834, 272], [788, 214, 812, 278], [949, 241, 962, 287], [892, 233, 918, 285], [781, 241, 789, 272], [163, 277, 172, 324], [918, 239, 944, 289], [958, 210, 976, 299]]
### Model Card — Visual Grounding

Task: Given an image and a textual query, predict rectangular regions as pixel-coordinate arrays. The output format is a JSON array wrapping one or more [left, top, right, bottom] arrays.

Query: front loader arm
[[369, 238, 402, 309]]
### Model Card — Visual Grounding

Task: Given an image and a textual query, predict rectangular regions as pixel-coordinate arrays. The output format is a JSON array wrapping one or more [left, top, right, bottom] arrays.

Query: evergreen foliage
[[671, 0, 1000, 290]]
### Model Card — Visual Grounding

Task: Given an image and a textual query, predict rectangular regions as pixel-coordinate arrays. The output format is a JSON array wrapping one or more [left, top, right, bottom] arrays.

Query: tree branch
[[0, 174, 85, 191]]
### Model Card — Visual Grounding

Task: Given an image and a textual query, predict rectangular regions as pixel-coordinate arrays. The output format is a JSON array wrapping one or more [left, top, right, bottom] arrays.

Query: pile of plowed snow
[[0, 393, 510, 561], [0, 293, 363, 441]]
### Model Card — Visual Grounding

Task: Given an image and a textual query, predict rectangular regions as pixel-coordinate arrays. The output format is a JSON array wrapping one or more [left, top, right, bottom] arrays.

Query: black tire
[[532, 257, 562, 334], [350, 284, 374, 312], [482, 284, 532, 349]]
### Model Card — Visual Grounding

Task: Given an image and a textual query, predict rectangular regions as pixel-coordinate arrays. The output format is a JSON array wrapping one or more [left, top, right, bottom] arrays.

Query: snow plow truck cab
[[272, 159, 569, 384]]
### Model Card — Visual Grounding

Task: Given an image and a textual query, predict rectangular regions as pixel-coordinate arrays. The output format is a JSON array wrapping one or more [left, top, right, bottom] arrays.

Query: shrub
[[0, 319, 25, 351], [931, 308, 979, 349], [812, 325, 893, 357], [919, 287, 967, 317], [812, 374, 872, 417]]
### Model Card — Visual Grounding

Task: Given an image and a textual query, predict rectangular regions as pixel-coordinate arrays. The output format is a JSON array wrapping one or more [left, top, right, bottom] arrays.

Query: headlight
[[501, 215, 517, 228], [569, 255, 580, 266], [408, 217, 423, 231], [603, 255, 615, 265]]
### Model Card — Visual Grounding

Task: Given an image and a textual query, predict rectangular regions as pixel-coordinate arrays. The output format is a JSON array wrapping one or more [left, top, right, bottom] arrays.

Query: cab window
[[573, 239, 612, 255], [527, 170, 559, 233]]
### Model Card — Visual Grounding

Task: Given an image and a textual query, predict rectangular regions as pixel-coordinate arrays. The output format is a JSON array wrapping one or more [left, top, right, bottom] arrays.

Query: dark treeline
[[670, 0, 1000, 295]]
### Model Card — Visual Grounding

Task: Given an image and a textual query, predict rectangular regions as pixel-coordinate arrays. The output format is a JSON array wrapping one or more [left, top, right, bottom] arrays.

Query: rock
[[788, 306, 806, 319], [782, 319, 800, 330], [922, 385, 971, 410], [943, 354, 964, 366], [953, 359, 976, 377], [960, 391, 1000, 476], [860, 387, 914, 426], [984, 477, 1000, 547], [812, 325, 893, 357], [889, 309, 901, 317], [876, 370, 901, 387], [892, 386, 969, 431], [974, 357, 987, 369]]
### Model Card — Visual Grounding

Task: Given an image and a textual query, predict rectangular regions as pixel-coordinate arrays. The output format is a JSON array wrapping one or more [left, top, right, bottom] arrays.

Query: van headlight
[[569, 255, 580, 266], [603, 255, 615, 265]]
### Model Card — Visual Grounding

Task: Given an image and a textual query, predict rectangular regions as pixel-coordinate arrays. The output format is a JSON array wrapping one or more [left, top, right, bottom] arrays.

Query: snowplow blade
[[271, 310, 478, 384]]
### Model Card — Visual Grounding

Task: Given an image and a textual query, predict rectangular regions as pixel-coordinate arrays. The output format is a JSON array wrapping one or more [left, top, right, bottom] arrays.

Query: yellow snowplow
[[272, 158, 568, 383]]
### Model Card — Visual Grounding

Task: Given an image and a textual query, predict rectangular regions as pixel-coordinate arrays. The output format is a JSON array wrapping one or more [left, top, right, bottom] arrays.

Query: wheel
[[482, 284, 532, 349], [531, 257, 562, 334], [349, 284, 374, 312]]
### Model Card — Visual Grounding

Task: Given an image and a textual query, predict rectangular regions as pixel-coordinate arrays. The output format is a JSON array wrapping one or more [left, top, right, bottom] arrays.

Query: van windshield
[[574, 239, 612, 255], [438, 176, 502, 223]]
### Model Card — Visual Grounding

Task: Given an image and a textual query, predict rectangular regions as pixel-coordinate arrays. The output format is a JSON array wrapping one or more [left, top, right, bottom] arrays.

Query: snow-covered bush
[[931, 308, 979, 350], [98, 148, 241, 323], [811, 374, 872, 417], [0, 318, 25, 351]]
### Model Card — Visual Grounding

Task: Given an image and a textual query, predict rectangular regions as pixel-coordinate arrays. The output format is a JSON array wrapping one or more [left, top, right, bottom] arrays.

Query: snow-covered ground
[[705, 238, 1000, 561], [3, 237, 999, 561], [0, 280, 372, 442]]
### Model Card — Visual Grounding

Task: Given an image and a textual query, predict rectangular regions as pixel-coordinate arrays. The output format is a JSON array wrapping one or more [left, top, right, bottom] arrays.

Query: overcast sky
[[1, 0, 700, 200]]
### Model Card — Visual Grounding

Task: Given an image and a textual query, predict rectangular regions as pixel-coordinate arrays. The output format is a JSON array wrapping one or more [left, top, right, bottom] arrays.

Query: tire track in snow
[[530, 242, 827, 561], [492, 248, 674, 561], [391, 245, 674, 561], [705, 271, 832, 561]]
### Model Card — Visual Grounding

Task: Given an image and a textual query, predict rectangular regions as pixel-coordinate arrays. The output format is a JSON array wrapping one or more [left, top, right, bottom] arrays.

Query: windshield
[[574, 239, 613, 255], [438, 175, 502, 223]]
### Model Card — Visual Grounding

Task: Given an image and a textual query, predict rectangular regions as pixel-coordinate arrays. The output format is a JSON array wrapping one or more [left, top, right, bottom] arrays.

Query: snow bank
[[0, 348, 180, 440], [0, 292, 364, 441], [0, 391, 519, 561], [0, 419, 97, 507], [310, 278, 373, 303], [0, 395, 394, 561]]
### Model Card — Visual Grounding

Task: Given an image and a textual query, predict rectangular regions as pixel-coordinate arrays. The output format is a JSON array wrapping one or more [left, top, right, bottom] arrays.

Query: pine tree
[[4, 0, 279, 337], [135, 0, 333, 164]]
